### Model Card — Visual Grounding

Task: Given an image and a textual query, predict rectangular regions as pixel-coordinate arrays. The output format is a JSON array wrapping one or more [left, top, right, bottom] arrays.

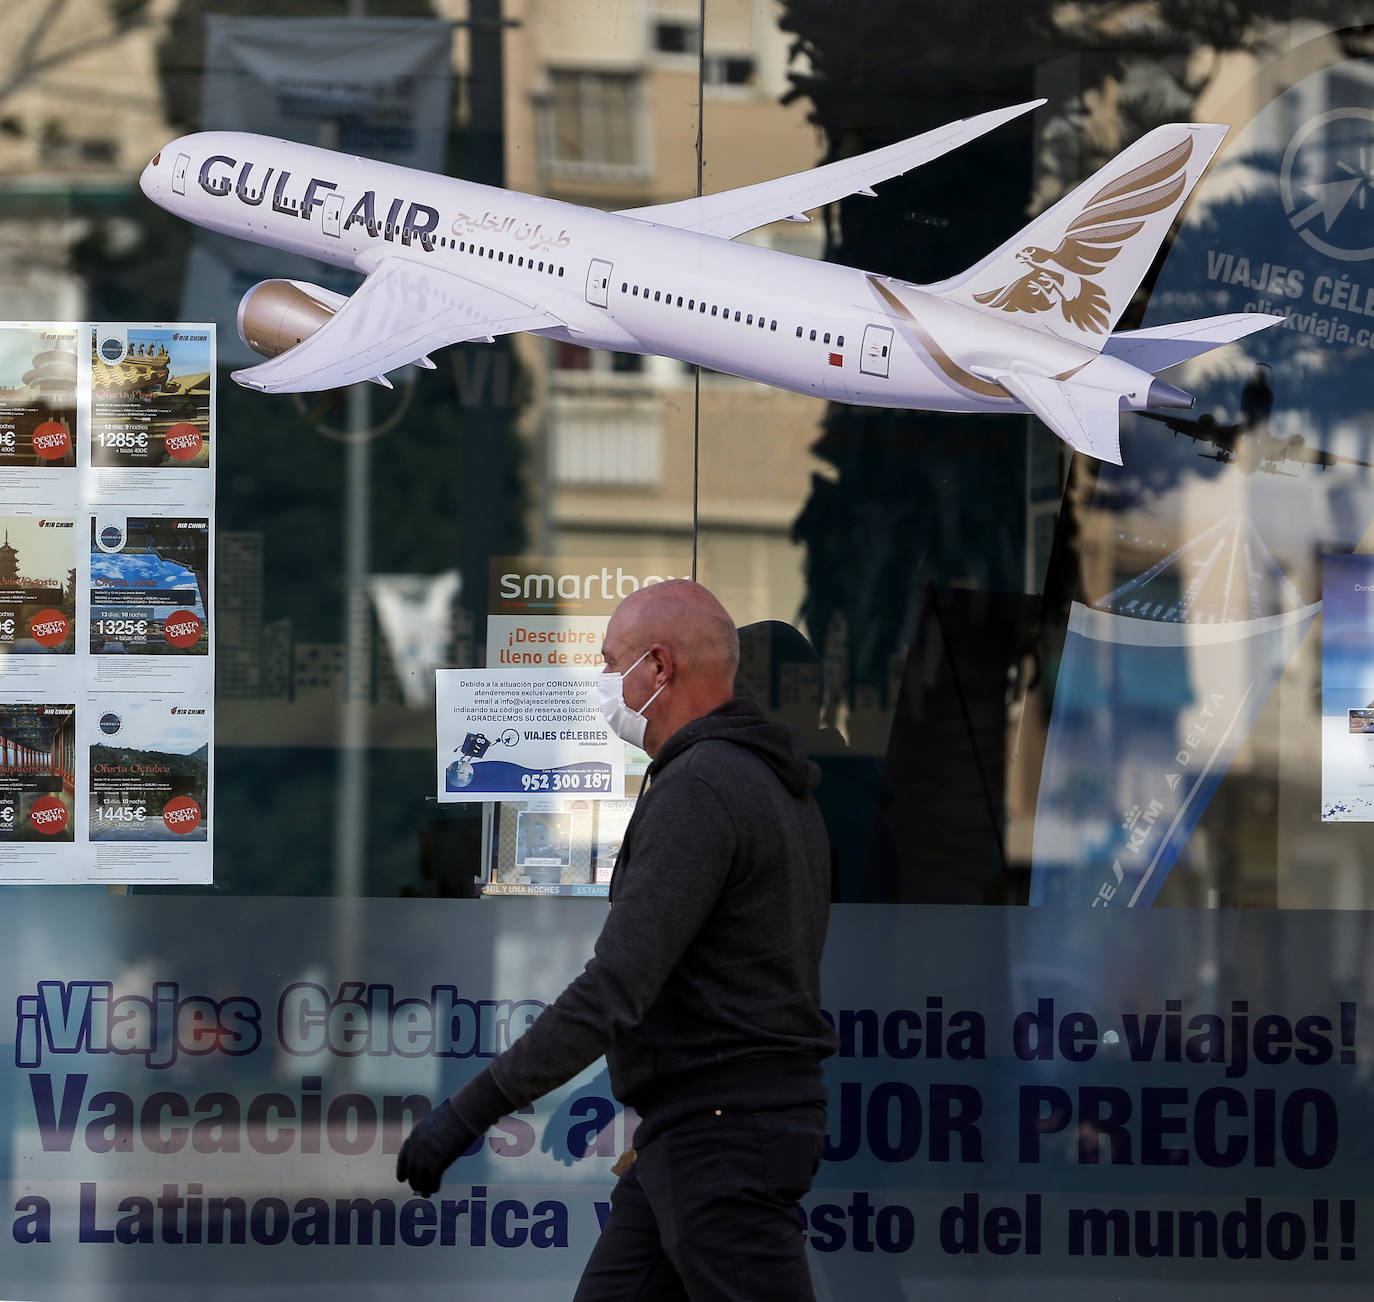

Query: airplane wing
[[1284, 440, 1371, 470], [1139, 412, 1373, 472], [1138, 411, 1237, 446], [989, 368, 1124, 465], [231, 257, 563, 393], [617, 100, 1044, 240]]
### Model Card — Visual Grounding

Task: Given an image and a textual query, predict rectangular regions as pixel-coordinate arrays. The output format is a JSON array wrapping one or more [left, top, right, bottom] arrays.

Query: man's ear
[[648, 644, 673, 685]]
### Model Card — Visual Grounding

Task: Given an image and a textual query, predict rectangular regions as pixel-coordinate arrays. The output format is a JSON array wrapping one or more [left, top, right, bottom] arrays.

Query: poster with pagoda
[[0, 516, 76, 653], [0, 327, 77, 468]]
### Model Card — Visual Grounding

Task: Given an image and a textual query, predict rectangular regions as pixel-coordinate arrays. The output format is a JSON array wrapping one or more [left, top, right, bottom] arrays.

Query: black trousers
[[572, 1105, 826, 1302]]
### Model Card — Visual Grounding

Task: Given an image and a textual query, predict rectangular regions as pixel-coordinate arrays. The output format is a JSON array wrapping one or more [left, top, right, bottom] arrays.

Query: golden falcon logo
[[973, 136, 1195, 333]]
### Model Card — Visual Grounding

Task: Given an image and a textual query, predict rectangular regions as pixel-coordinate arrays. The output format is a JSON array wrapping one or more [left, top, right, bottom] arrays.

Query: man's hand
[[395, 1099, 479, 1197]]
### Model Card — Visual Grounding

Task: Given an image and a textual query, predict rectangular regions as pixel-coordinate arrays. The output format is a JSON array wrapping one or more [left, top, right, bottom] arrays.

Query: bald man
[[397, 580, 838, 1300]]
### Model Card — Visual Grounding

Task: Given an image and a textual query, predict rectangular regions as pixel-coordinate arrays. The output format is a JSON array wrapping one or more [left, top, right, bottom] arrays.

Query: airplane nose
[[138, 154, 158, 200]]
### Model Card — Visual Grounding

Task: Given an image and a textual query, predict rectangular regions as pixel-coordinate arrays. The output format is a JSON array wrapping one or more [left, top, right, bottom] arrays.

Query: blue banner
[[2, 897, 1372, 1298]]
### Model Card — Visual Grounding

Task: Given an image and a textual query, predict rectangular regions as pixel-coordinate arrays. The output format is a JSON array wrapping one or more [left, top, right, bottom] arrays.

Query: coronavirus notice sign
[[0, 323, 215, 883], [435, 669, 622, 804]]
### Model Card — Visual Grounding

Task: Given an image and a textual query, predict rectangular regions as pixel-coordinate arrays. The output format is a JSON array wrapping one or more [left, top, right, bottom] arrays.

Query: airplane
[[1141, 366, 1371, 475], [139, 101, 1284, 465]]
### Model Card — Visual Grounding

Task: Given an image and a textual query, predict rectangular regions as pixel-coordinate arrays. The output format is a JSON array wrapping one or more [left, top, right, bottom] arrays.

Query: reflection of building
[[0, 1, 178, 319], [218, 532, 263, 699], [262, 618, 294, 700], [215, 522, 477, 715], [501, 0, 828, 626], [294, 643, 344, 696]]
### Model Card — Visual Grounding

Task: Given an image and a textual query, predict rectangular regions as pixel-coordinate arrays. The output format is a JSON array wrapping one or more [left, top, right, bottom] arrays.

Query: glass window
[[10, 4, 1374, 1299], [543, 69, 643, 176]]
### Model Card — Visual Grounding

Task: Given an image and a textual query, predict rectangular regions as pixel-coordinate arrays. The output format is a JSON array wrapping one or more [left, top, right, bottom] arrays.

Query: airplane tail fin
[[927, 123, 1227, 351]]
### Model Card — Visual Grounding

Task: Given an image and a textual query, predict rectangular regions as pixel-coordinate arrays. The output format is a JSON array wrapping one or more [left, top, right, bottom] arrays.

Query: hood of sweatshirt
[[648, 697, 818, 797]]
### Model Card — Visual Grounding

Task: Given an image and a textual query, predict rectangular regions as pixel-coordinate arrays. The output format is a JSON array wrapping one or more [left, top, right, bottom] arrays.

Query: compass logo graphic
[[1281, 108, 1374, 262]]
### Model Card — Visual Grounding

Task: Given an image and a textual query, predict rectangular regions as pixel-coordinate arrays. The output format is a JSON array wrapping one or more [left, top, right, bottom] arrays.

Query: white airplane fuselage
[[143, 131, 1128, 414]]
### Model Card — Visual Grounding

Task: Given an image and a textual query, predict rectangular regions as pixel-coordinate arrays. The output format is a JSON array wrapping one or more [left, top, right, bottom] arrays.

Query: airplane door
[[861, 324, 894, 377], [585, 259, 613, 309], [172, 154, 191, 196], [322, 192, 345, 238]]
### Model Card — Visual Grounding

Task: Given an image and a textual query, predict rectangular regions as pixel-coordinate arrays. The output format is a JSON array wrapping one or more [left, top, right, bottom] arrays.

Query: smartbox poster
[[486, 556, 691, 673], [0, 325, 77, 468], [90, 326, 212, 468], [0, 321, 215, 884], [90, 516, 210, 656]]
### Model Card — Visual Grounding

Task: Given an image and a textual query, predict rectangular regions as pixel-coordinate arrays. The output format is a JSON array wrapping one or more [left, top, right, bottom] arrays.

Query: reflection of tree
[[778, 0, 1369, 709], [0, 1, 151, 115]]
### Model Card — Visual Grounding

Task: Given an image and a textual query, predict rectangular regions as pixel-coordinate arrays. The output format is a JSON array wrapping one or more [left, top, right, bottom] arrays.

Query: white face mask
[[597, 647, 666, 749]]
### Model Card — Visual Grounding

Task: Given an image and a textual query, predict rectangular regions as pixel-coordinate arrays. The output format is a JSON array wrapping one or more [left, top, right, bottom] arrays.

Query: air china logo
[[972, 136, 1194, 333], [170, 707, 206, 715], [38, 520, 73, 528]]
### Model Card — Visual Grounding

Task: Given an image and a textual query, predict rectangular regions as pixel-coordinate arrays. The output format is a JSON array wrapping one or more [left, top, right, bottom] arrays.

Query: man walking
[[397, 579, 837, 1299]]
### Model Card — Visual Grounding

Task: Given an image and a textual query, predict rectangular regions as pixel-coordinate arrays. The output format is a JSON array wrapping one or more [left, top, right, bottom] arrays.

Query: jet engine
[[236, 279, 349, 360]]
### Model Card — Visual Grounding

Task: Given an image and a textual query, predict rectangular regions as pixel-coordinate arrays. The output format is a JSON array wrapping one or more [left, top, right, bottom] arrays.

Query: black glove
[[395, 1098, 479, 1197]]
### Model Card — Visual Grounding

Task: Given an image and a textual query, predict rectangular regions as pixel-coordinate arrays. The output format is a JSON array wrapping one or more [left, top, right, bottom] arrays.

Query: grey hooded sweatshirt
[[452, 697, 838, 1146]]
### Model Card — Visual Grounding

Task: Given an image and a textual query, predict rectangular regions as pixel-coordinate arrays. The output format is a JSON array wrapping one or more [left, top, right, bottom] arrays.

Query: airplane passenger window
[[837, 334, 844, 346], [734, 311, 740, 322], [823, 333, 830, 344], [654, 292, 661, 301], [809, 330, 816, 340], [796, 326, 802, 337], [676, 296, 683, 307], [747, 314, 753, 324]]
